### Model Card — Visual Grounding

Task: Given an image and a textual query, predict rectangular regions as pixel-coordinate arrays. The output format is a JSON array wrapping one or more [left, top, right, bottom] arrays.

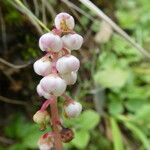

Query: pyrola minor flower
[[33, 110, 50, 125], [61, 72, 77, 85], [33, 58, 52, 76], [64, 101, 82, 118], [62, 33, 83, 50], [38, 133, 54, 150], [56, 55, 80, 74], [54, 12, 75, 32], [40, 75, 67, 96], [33, 12, 83, 149], [39, 33, 63, 52], [37, 84, 51, 99]]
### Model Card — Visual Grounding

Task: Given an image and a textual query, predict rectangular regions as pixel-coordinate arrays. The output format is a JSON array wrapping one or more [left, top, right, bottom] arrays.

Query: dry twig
[[0, 95, 27, 106], [0, 58, 31, 69]]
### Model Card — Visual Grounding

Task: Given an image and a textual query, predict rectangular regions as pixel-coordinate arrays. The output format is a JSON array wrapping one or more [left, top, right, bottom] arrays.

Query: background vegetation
[[0, 0, 150, 150]]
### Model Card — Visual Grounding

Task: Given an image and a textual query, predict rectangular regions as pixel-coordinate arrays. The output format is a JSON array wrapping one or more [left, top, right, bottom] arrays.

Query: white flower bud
[[56, 55, 80, 74], [61, 72, 77, 85], [54, 12, 75, 32], [33, 110, 50, 124], [64, 101, 82, 118], [38, 134, 54, 150], [33, 58, 52, 76], [37, 84, 51, 99], [62, 33, 83, 50], [39, 144, 52, 150], [39, 33, 63, 52], [40, 75, 67, 96]]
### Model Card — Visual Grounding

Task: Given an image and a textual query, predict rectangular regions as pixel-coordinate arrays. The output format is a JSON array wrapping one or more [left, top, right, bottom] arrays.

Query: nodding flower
[[62, 33, 83, 50], [54, 12, 75, 32], [36, 84, 51, 99], [40, 74, 67, 97], [33, 110, 50, 125], [33, 58, 52, 76], [38, 133, 54, 150], [39, 33, 63, 52], [60, 71, 77, 85], [64, 101, 82, 118], [56, 55, 80, 74]]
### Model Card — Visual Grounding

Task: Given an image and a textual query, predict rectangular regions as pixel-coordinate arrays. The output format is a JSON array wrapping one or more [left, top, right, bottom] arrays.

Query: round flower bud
[[64, 101, 82, 118], [54, 12, 75, 32], [33, 110, 50, 125], [62, 33, 83, 50], [40, 75, 67, 96], [33, 58, 52, 76], [38, 133, 54, 150], [61, 72, 77, 85], [37, 84, 51, 99], [56, 55, 80, 74], [39, 33, 63, 52], [61, 128, 74, 143]]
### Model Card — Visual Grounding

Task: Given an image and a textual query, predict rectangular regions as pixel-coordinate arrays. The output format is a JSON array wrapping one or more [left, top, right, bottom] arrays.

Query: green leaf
[[8, 144, 27, 150], [94, 68, 129, 88], [125, 99, 146, 113], [4, 115, 25, 138], [125, 122, 150, 150], [79, 110, 100, 130], [109, 99, 124, 115], [91, 20, 101, 32], [23, 129, 41, 148], [132, 105, 150, 125], [64, 110, 100, 130], [71, 130, 90, 149], [110, 118, 124, 150], [116, 10, 137, 29]]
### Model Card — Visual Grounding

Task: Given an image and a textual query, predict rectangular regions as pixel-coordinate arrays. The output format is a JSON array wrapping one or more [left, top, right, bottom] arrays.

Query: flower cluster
[[33, 12, 83, 150]]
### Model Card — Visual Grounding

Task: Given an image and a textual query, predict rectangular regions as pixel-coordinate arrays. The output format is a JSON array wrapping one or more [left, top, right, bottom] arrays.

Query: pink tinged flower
[[64, 101, 82, 118], [33, 58, 52, 76], [40, 75, 67, 96], [37, 84, 51, 99], [61, 72, 77, 85], [38, 133, 54, 150], [54, 12, 75, 32], [56, 55, 80, 74], [62, 33, 83, 50], [39, 33, 63, 52]]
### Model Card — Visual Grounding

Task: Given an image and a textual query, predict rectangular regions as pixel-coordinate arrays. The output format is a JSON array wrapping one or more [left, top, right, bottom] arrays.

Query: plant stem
[[62, 93, 74, 103], [40, 99, 52, 111], [50, 96, 63, 150], [14, 0, 50, 32], [78, 0, 150, 58]]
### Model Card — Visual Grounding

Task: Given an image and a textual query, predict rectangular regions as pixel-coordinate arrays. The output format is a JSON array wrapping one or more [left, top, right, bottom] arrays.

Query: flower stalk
[[50, 96, 63, 150]]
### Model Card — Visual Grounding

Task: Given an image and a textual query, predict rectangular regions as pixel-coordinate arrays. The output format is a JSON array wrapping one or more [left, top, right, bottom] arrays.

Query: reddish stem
[[62, 93, 74, 104], [40, 99, 53, 112], [50, 96, 63, 150], [51, 61, 58, 74]]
